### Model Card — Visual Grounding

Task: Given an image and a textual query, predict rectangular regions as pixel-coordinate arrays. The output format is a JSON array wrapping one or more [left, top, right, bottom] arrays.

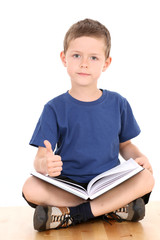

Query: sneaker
[[103, 198, 145, 223], [33, 206, 73, 231]]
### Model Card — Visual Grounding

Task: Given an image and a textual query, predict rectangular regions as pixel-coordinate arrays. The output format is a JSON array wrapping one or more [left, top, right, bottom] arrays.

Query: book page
[[87, 159, 143, 194], [89, 170, 131, 195], [89, 167, 144, 199]]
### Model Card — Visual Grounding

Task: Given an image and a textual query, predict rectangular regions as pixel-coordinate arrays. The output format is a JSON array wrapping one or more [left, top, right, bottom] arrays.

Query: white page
[[89, 170, 130, 195], [89, 167, 143, 199], [87, 159, 143, 193]]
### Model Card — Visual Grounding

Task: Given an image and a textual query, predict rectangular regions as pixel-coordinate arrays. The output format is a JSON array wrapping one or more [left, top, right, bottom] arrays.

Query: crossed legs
[[23, 169, 154, 217]]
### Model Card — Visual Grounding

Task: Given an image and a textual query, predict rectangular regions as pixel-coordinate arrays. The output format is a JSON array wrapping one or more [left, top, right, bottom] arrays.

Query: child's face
[[60, 36, 111, 88]]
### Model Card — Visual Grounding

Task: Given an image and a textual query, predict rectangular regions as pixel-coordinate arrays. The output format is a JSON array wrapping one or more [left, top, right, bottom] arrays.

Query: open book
[[31, 158, 144, 200]]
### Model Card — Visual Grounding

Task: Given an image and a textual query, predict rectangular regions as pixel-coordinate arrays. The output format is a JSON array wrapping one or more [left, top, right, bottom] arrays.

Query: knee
[[149, 172, 155, 192], [142, 169, 155, 193], [22, 176, 35, 202]]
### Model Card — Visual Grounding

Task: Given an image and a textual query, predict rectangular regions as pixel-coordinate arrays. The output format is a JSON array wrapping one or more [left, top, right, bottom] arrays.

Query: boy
[[22, 19, 154, 231]]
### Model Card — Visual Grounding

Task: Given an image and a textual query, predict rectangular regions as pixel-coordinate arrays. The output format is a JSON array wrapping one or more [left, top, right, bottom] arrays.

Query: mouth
[[77, 72, 90, 76]]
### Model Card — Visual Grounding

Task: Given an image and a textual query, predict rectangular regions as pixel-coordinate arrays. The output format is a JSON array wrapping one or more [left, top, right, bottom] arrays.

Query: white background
[[0, 0, 160, 206]]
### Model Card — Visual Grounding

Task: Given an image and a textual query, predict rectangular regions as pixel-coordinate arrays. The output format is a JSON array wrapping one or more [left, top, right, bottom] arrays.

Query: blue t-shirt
[[30, 90, 140, 183]]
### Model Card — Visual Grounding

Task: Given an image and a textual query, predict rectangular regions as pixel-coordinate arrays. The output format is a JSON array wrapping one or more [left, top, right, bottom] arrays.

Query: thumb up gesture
[[44, 140, 63, 177]]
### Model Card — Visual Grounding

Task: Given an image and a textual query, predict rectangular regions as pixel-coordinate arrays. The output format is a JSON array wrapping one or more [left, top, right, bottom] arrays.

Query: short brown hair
[[63, 19, 111, 59]]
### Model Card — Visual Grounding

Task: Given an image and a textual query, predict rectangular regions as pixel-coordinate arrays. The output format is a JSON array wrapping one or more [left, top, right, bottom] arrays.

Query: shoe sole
[[33, 206, 47, 231], [131, 198, 145, 221]]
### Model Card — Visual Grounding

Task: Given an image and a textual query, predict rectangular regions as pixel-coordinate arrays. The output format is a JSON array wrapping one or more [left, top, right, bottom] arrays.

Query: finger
[[48, 167, 63, 174], [135, 158, 144, 166], [49, 171, 62, 177], [44, 140, 52, 153], [54, 155, 62, 162], [144, 164, 153, 174], [150, 167, 153, 175], [47, 160, 63, 168]]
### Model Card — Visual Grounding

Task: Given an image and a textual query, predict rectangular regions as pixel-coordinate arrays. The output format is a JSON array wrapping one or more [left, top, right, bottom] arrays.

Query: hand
[[44, 140, 63, 177], [135, 156, 153, 174]]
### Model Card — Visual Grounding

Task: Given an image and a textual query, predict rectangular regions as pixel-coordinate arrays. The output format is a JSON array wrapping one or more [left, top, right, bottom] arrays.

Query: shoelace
[[51, 214, 73, 228], [103, 205, 129, 224], [116, 206, 128, 213], [103, 212, 123, 225]]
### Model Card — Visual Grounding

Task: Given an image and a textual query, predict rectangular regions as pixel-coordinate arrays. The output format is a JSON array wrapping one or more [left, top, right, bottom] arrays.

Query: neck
[[69, 86, 102, 102]]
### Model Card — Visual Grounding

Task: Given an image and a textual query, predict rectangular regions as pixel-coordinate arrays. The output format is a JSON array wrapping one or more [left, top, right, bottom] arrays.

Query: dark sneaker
[[33, 206, 73, 231], [103, 198, 145, 223]]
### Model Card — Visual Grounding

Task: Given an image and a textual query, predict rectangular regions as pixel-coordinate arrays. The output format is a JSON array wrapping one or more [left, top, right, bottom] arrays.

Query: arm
[[34, 140, 63, 177], [34, 146, 47, 174], [119, 140, 153, 174]]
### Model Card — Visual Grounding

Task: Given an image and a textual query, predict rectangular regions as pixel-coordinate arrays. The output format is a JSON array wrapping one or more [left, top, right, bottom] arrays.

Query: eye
[[73, 54, 81, 58], [91, 56, 98, 61]]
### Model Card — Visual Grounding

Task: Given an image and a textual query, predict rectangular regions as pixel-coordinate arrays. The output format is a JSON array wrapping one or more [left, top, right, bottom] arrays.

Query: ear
[[102, 57, 112, 72], [60, 51, 67, 67]]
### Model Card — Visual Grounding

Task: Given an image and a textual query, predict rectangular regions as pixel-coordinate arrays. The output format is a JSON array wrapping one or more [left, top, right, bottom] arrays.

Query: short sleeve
[[29, 103, 59, 149], [119, 98, 141, 143]]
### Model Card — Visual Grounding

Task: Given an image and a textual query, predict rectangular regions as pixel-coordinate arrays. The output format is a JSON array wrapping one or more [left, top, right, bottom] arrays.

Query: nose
[[80, 57, 88, 68]]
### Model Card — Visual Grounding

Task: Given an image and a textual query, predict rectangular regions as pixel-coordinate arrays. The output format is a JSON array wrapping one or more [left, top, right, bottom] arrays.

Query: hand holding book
[[135, 156, 153, 174]]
